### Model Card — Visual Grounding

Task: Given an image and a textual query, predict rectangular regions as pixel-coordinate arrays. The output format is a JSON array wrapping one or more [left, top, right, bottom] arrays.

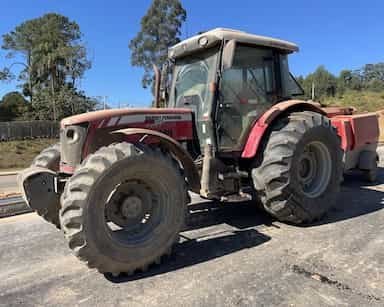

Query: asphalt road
[[0, 174, 19, 194], [0, 169, 383, 307]]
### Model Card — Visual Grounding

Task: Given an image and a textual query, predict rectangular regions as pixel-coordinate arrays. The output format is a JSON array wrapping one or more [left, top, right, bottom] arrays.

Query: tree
[[300, 66, 337, 100], [0, 91, 28, 120], [129, 0, 186, 89], [1, 13, 91, 120], [366, 79, 384, 92], [0, 68, 11, 81], [337, 69, 363, 93], [30, 86, 97, 120], [363, 63, 384, 83]]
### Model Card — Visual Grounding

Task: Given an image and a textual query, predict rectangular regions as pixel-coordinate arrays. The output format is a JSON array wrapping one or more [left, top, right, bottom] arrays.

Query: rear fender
[[241, 100, 326, 159], [112, 128, 200, 193]]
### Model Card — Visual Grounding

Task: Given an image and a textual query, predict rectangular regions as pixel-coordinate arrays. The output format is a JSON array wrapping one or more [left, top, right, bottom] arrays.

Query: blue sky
[[1, 0, 383, 107]]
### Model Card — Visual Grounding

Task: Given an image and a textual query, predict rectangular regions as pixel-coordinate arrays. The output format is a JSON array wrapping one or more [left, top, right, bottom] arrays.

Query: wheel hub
[[298, 152, 317, 184], [121, 196, 143, 219], [105, 181, 158, 235], [297, 141, 332, 198]]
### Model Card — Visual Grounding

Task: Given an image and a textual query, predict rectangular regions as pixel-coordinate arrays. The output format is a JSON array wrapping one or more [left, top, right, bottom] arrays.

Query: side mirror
[[222, 39, 237, 70]]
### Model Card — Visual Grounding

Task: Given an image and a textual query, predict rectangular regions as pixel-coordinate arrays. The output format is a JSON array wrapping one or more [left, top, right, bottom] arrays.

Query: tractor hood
[[61, 108, 193, 127], [59, 107, 194, 174]]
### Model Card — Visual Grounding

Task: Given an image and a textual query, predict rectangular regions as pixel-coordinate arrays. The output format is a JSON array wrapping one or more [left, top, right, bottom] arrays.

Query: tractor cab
[[166, 28, 303, 153]]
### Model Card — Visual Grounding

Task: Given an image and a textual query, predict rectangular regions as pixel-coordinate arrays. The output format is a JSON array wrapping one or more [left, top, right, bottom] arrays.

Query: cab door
[[216, 45, 278, 151]]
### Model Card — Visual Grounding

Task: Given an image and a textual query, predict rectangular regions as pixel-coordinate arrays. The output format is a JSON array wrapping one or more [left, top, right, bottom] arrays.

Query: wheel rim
[[105, 179, 163, 245], [297, 141, 332, 198]]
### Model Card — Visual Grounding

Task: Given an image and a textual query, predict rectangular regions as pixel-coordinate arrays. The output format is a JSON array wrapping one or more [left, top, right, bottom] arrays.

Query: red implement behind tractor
[[19, 28, 379, 276]]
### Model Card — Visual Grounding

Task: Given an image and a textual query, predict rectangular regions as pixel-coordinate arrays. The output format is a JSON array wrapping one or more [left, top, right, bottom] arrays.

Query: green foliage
[[1, 13, 92, 120], [337, 69, 362, 93], [0, 68, 11, 81], [30, 85, 97, 120], [297, 62, 384, 112], [363, 63, 384, 82], [322, 90, 384, 112], [299, 65, 337, 100], [0, 91, 29, 121], [129, 0, 186, 89]]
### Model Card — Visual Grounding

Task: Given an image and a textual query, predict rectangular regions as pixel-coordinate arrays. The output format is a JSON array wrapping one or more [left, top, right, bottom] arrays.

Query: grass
[[0, 138, 58, 171], [322, 90, 384, 113], [322, 90, 384, 142]]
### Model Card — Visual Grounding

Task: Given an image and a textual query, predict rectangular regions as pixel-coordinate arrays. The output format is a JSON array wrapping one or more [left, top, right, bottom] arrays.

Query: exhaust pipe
[[153, 64, 161, 108]]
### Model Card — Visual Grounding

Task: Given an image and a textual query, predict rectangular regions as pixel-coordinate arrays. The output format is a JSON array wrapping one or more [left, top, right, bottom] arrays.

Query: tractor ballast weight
[[19, 28, 379, 276]]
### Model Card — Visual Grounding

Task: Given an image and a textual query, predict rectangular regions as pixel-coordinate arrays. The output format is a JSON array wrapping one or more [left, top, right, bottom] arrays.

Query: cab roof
[[169, 28, 299, 59]]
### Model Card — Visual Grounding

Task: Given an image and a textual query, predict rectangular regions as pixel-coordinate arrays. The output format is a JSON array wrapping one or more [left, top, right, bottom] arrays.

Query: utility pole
[[311, 82, 315, 100]]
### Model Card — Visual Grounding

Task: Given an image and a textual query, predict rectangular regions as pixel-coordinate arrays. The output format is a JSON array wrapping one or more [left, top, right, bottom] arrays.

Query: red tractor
[[19, 28, 379, 276]]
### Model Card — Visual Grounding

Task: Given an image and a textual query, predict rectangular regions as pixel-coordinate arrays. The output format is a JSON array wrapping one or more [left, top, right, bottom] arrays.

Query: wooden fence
[[0, 121, 59, 141]]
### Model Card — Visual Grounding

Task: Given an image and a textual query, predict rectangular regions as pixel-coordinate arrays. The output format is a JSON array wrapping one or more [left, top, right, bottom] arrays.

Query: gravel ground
[[0, 166, 383, 306]]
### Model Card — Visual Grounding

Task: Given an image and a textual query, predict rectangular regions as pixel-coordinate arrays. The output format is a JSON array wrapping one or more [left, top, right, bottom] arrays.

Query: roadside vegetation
[[297, 64, 384, 112], [0, 139, 58, 170], [322, 90, 384, 112]]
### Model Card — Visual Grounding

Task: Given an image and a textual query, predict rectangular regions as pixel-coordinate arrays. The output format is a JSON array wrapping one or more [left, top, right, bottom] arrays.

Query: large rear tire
[[252, 111, 342, 224], [60, 142, 187, 275], [31, 143, 61, 228]]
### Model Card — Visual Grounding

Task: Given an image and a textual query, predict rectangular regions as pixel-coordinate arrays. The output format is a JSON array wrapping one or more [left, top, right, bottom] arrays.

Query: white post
[[311, 82, 315, 100]]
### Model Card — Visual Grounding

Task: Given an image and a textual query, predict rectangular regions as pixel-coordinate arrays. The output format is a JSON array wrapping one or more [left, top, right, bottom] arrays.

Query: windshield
[[169, 47, 219, 117]]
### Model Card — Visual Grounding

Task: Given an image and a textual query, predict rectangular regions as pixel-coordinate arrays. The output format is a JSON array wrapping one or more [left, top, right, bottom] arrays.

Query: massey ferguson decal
[[108, 113, 191, 126]]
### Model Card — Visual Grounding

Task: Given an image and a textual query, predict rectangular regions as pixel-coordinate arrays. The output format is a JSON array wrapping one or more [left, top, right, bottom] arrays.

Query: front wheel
[[60, 143, 187, 275], [252, 111, 343, 224]]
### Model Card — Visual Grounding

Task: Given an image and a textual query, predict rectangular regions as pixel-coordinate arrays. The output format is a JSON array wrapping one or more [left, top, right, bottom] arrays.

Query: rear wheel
[[252, 111, 342, 224], [31, 143, 61, 228], [361, 152, 379, 183], [363, 163, 378, 183], [60, 142, 187, 275]]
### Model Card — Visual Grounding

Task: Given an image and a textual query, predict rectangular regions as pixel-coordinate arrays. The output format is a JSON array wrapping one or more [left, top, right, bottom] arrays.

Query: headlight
[[66, 128, 80, 144], [198, 36, 209, 47]]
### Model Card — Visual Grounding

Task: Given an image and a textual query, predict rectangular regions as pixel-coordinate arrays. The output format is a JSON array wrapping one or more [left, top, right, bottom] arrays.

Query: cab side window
[[218, 45, 276, 150]]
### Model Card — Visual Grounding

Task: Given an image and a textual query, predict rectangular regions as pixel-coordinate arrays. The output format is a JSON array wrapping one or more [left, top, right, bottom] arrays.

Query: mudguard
[[242, 100, 325, 158], [112, 128, 201, 193]]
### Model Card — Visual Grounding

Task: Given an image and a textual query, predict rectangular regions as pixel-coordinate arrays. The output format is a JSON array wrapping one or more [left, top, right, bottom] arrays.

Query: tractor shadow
[[308, 166, 384, 226], [104, 167, 384, 283], [104, 201, 273, 283]]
